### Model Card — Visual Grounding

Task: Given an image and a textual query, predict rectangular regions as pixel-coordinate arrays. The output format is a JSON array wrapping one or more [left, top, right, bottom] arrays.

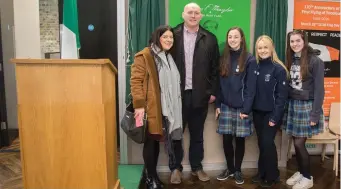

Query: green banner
[[169, 0, 251, 53]]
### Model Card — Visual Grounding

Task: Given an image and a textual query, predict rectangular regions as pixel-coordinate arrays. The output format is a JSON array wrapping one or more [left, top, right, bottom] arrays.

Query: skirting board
[[289, 144, 337, 155], [156, 160, 287, 172]]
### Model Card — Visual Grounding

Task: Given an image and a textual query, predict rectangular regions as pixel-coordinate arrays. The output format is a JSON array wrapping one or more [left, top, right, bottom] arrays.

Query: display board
[[169, 0, 251, 53]]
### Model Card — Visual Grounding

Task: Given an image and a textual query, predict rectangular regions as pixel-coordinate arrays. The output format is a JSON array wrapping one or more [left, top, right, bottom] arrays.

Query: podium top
[[11, 58, 117, 74]]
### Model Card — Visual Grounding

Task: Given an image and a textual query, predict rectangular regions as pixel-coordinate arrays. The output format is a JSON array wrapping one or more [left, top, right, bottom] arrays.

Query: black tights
[[293, 137, 311, 179], [223, 134, 245, 173], [143, 133, 160, 177]]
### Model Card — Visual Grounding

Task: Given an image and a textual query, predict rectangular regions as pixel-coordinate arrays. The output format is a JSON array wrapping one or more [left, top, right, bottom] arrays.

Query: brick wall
[[39, 0, 60, 55]]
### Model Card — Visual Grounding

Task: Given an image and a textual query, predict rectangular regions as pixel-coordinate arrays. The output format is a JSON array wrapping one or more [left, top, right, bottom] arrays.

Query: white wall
[[13, 0, 41, 58], [0, 0, 42, 129]]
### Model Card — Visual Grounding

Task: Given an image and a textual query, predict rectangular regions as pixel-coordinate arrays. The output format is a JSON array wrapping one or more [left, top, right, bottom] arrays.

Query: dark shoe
[[155, 175, 164, 188], [252, 173, 263, 183], [217, 169, 234, 181], [234, 171, 244, 185], [145, 177, 161, 189], [260, 180, 275, 188], [143, 168, 163, 189], [260, 177, 280, 188], [191, 170, 210, 182]]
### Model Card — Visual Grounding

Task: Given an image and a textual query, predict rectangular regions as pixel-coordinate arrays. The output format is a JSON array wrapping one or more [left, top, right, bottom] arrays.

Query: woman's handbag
[[120, 74, 149, 144]]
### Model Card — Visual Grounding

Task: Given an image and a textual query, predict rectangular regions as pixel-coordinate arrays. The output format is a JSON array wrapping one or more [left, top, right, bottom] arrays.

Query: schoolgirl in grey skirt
[[284, 30, 324, 189], [215, 27, 258, 184]]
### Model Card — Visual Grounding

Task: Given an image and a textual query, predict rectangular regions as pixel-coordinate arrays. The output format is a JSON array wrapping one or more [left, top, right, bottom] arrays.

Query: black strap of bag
[[143, 73, 149, 119]]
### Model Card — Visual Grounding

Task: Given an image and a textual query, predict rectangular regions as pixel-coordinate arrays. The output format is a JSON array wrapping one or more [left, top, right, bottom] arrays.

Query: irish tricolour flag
[[60, 0, 80, 59]]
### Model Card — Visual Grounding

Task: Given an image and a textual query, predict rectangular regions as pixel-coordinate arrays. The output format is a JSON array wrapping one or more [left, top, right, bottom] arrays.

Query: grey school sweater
[[289, 50, 325, 123]]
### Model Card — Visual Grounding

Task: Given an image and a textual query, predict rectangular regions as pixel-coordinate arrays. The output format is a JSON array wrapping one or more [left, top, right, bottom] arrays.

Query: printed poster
[[168, 0, 251, 53], [294, 0, 340, 116]]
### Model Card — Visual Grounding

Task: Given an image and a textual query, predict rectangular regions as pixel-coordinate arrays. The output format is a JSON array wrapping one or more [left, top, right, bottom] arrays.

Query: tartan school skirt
[[283, 99, 324, 138], [217, 103, 253, 137]]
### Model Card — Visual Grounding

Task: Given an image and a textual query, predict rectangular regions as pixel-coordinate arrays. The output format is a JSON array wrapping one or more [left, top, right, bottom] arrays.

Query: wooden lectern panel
[[12, 59, 119, 189], [102, 65, 118, 188]]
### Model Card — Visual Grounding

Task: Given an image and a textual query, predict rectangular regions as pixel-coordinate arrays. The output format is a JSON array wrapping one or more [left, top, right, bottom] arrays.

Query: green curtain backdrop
[[254, 0, 287, 62], [125, 0, 165, 103]]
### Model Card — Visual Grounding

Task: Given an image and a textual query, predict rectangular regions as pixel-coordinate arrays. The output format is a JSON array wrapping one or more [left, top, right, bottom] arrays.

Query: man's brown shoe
[[192, 170, 210, 182], [170, 169, 182, 184]]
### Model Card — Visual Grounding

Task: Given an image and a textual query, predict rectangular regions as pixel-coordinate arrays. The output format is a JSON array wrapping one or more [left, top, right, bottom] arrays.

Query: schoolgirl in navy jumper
[[251, 35, 289, 188], [215, 27, 258, 184], [284, 30, 324, 189]]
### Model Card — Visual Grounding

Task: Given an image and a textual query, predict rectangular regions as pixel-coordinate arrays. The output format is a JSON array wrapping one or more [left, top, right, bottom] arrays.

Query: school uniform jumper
[[215, 49, 258, 173], [284, 55, 325, 138], [252, 58, 288, 182]]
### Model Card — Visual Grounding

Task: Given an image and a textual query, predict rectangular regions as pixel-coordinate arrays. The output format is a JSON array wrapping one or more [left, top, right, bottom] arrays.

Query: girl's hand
[[215, 108, 221, 120], [134, 108, 145, 118], [240, 113, 248, 119]]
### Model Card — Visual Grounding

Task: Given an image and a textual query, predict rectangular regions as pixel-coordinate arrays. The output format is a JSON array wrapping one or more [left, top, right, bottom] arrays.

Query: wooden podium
[[11, 59, 120, 189]]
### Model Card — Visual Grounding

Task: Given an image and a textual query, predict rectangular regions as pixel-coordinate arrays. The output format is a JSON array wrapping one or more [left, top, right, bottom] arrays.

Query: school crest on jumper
[[265, 74, 271, 82]]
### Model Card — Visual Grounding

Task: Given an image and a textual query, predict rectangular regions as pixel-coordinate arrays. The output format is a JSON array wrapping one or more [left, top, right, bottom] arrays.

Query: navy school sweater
[[215, 50, 258, 114], [253, 58, 289, 124]]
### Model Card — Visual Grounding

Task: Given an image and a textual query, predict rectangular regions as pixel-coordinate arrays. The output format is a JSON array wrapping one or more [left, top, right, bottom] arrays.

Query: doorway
[[0, 16, 9, 148]]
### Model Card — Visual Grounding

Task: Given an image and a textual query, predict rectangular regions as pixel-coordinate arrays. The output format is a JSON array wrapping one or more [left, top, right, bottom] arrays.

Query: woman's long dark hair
[[285, 30, 314, 80], [220, 27, 248, 77], [149, 25, 175, 53]]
